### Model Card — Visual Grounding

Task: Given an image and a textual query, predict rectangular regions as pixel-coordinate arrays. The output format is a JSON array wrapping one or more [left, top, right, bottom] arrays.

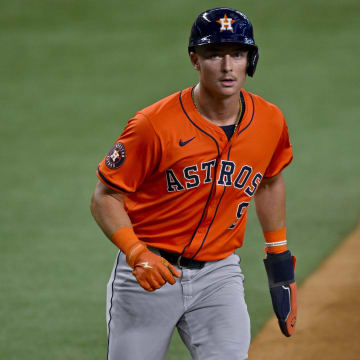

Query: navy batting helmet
[[188, 8, 259, 77]]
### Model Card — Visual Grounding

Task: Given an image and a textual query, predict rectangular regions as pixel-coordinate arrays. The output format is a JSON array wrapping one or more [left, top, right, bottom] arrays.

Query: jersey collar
[[180, 86, 254, 138]]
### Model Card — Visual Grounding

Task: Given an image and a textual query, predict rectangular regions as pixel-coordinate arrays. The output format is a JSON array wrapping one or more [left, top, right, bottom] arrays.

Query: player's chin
[[217, 84, 240, 97]]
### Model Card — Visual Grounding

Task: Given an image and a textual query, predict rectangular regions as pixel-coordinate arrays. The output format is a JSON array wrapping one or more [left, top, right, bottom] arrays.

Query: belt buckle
[[177, 256, 183, 269]]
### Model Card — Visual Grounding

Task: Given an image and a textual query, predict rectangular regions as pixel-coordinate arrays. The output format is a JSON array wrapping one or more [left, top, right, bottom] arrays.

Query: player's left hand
[[132, 249, 181, 292], [264, 250, 297, 337]]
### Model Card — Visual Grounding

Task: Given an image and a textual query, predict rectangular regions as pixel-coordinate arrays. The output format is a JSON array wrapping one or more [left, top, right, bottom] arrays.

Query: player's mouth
[[219, 77, 236, 87]]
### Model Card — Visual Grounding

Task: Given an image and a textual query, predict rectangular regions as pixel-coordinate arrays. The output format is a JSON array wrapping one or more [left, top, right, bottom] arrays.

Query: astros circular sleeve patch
[[105, 142, 126, 169]]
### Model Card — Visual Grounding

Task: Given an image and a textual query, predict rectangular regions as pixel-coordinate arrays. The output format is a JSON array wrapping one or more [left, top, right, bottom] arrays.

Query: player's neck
[[193, 84, 241, 127]]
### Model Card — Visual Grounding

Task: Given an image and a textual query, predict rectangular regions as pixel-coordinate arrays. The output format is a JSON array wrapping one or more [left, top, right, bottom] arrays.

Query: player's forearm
[[90, 182, 181, 288], [90, 183, 148, 265], [90, 182, 132, 239], [254, 173, 286, 232]]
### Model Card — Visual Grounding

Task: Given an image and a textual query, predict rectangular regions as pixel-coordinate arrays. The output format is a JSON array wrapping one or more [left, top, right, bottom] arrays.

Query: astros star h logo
[[216, 14, 236, 32], [105, 142, 126, 169]]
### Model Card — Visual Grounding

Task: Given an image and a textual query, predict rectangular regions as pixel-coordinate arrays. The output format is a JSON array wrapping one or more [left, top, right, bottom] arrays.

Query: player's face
[[190, 43, 248, 99]]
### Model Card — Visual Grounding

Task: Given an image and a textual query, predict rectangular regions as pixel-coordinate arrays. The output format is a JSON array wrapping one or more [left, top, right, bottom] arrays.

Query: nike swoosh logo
[[179, 137, 195, 147]]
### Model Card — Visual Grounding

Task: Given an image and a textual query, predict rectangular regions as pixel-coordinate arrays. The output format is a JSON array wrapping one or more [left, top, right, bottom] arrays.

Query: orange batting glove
[[131, 248, 181, 292], [111, 227, 181, 292]]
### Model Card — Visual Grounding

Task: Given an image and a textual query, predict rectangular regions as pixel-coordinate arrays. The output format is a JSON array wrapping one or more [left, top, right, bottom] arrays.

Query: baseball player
[[90, 8, 297, 360]]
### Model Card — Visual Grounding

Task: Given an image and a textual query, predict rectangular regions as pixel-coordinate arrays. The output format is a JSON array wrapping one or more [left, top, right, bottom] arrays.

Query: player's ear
[[189, 52, 200, 71]]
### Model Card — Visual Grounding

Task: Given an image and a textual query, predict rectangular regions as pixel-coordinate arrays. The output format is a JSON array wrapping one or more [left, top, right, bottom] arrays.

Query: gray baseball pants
[[106, 249, 251, 360]]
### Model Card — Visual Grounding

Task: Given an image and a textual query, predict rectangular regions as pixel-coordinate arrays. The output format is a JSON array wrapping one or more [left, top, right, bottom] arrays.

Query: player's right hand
[[132, 249, 181, 292]]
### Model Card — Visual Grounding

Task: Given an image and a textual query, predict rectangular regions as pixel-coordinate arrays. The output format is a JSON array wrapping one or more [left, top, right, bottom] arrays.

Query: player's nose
[[222, 54, 233, 72]]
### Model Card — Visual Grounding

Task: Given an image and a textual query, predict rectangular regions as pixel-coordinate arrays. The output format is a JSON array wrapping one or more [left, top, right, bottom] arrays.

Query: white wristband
[[265, 240, 287, 247]]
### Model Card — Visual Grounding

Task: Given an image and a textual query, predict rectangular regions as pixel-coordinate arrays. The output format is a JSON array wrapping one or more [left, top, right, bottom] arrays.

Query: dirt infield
[[249, 223, 360, 360]]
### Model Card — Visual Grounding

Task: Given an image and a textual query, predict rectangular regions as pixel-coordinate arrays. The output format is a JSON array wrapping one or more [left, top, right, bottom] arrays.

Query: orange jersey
[[97, 87, 293, 261]]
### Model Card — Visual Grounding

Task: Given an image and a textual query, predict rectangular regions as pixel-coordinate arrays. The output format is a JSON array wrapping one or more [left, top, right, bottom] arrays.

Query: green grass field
[[1, 0, 359, 359]]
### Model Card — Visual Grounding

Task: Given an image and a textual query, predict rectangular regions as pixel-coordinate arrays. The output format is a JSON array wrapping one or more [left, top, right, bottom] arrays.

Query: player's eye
[[208, 53, 222, 59], [233, 51, 247, 58]]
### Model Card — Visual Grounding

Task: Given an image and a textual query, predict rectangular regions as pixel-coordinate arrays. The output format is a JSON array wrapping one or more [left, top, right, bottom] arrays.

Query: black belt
[[159, 250, 205, 269]]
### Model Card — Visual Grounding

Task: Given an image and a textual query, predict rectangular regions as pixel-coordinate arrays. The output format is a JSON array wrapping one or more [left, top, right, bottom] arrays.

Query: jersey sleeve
[[96, 112, 161, 193], [264, 117, 293, 178]]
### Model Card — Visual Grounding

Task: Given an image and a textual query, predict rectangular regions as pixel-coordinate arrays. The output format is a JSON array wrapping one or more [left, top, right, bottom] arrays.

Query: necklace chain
[[191, 87, 242, 133]]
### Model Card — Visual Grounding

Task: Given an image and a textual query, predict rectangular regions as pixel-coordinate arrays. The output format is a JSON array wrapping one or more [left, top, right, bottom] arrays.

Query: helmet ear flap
[[247, 49, 259, 77]]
